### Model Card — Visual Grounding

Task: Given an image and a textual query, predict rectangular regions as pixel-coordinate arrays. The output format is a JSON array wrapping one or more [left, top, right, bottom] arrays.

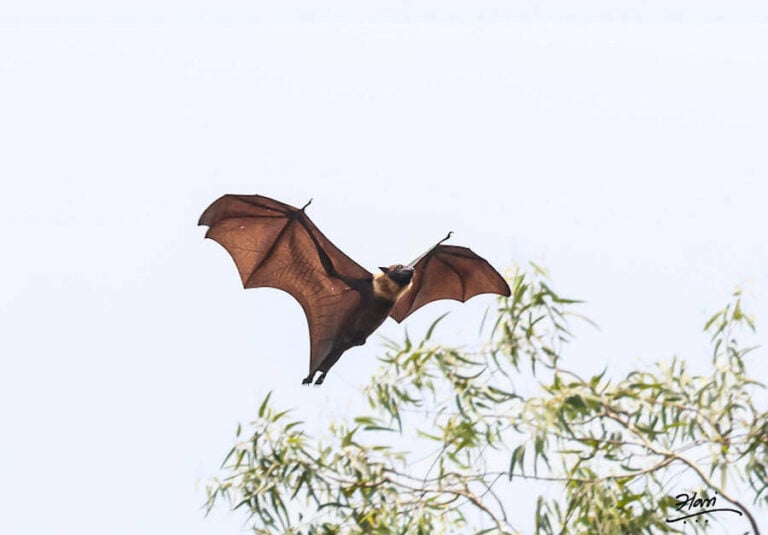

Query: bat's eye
[[396, 264, 403, 270]]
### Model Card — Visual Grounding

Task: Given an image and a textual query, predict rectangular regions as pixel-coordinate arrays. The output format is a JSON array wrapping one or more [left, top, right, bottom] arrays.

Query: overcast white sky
[[1, 4, 767, 534]]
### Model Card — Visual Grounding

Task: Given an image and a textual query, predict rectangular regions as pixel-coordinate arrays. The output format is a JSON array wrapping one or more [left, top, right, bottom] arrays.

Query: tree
[[204, 265, 767, 534]]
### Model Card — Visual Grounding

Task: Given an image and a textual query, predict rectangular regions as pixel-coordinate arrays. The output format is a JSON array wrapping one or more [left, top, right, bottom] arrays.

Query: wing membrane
[[199, 194, 371, 374], [390, 244, 510, 323]]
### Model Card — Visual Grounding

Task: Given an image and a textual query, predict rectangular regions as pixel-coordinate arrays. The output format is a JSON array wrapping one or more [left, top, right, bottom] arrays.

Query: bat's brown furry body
[[199, 194, 510, 385]]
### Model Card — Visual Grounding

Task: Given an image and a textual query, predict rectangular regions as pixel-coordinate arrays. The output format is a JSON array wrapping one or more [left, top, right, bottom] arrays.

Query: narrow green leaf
[[258, 391, 272, 418]]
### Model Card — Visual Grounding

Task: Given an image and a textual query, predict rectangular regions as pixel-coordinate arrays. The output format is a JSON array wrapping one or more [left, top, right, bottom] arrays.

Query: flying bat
[[199, 194, 510, 385]]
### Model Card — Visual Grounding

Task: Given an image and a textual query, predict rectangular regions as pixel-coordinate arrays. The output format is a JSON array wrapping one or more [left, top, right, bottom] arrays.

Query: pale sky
[[1, 5, 767, 534]]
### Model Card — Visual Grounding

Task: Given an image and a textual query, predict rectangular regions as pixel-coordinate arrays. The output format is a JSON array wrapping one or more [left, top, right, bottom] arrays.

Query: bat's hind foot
[[301, 371, 327, 385]]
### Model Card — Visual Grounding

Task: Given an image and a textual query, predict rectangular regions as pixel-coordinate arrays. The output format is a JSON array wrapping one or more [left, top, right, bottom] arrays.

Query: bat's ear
[[378, 266, 390, 274]]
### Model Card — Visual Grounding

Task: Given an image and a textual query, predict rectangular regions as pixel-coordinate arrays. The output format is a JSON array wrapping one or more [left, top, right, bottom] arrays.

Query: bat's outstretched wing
[[198, 194, 372, 377], [389, 244, 510, 323]]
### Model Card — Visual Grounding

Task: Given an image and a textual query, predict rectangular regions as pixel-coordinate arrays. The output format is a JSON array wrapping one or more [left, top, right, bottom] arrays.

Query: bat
[[199, 194, 510, 385]]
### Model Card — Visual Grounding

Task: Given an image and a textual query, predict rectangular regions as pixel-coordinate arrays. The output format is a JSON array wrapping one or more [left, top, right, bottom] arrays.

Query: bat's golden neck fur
[[373, 272, 411, 303]]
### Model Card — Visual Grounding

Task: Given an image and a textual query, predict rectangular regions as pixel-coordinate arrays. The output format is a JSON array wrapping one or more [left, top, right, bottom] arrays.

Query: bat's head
[[379, 264, 415, 287]]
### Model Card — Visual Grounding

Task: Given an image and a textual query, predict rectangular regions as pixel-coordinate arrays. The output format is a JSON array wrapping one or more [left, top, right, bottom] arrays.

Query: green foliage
[[205, 266, 766, 534]]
